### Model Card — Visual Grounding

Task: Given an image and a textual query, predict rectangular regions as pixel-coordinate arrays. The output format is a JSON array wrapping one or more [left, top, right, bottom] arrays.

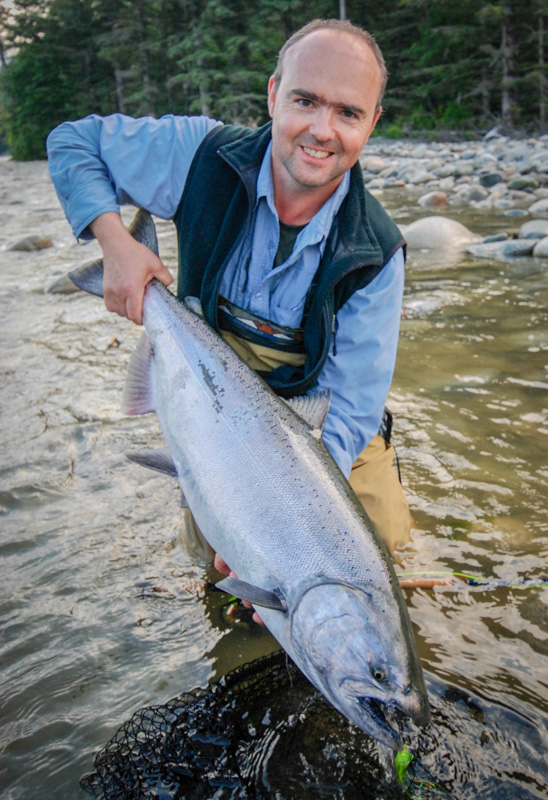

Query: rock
[[8, 234, 53, 251], [504, 209, 528, 218], [401, 216, 480, 250], [460, 186, 490, 203], [408, 170, 437, 185], [533, 237, 548, 258], [361, 155, 385, 173], [418, 191, 447, 208], [519, 219, 548, 239], [480, 172, 505, 188], [528, 198, 548, 218], [47, 273, 81, 294], [507, 176, 539, 191], [467, 239, 536, 258]]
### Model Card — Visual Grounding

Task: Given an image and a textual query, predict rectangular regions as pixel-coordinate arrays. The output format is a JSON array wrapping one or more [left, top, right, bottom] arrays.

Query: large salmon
[[69, 210, 430, 749]]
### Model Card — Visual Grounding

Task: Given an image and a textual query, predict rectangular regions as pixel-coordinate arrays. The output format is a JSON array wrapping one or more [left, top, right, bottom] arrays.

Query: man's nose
[[308, 107, 336, 141]]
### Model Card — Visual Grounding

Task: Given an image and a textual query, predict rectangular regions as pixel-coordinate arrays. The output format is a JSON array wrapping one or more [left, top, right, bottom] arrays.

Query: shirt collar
[[257, 141, 350, 247]]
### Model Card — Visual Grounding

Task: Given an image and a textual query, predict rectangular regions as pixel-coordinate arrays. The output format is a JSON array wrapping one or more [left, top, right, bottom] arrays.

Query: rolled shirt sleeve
[[46, 113, 220, 239], [318, 247, 405, 478]]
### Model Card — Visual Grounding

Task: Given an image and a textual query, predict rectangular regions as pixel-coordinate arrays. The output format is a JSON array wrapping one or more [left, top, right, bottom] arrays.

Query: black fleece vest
[[173, 122, 405, 398]]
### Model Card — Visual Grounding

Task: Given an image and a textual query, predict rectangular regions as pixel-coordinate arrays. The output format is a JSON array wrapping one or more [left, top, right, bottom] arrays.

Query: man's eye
[[297, 98, 313, 108], [341, 109, 357, 119]]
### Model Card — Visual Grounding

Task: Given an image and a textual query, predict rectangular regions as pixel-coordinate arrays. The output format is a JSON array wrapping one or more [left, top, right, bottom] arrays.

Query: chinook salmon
[[69, 210, 430, 749]]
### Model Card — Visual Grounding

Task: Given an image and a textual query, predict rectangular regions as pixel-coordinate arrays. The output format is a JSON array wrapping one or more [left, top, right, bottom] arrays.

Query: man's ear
[[267, 75, 276, 119]]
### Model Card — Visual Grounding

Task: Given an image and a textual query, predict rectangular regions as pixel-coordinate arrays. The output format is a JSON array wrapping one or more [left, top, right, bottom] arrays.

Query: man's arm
[[47, 113, 220, 323], [318, 248, 405, 476]]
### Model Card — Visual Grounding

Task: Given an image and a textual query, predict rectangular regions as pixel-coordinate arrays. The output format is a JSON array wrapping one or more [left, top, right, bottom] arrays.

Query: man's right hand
[[90, 212, 173, 325]]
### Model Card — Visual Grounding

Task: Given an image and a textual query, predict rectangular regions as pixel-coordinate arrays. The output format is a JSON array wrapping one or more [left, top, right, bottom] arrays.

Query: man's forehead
[[278, 29, 382, 106], [284, 28, 377, 70]]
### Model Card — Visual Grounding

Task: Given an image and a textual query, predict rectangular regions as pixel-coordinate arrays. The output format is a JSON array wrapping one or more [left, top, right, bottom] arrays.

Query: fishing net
[[81, 650, 454, 800]]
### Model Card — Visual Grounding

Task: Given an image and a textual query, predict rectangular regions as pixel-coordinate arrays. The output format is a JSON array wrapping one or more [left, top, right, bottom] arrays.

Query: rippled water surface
[[1, 156, 547, 799]]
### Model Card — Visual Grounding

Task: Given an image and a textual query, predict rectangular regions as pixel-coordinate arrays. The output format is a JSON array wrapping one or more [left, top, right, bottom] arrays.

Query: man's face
[[267, 30, 383, 201]]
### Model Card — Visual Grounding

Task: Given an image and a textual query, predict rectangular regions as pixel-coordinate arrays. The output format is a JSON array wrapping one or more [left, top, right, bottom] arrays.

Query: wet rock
[[533, 237, 548, 258], [483, 233, 508, 243], [528, 198, 548, 218], [467, 239, 536, 258], [504, 208, 529, 218], [520, 219, 548, 239], [8, 234, 53, 251], [401, 216, 480, 250], [418, 191, 447, 208]]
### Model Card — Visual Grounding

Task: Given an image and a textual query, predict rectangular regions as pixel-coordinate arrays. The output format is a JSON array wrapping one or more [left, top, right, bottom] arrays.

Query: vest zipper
[[332, 313, 338, 357]]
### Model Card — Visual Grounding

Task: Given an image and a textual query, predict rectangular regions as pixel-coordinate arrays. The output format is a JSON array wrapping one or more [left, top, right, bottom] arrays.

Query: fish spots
[[197, 360, 225, 414]]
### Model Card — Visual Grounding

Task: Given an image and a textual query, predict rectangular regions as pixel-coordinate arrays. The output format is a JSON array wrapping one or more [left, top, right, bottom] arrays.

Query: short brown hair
[[272, 19, 387, 111]]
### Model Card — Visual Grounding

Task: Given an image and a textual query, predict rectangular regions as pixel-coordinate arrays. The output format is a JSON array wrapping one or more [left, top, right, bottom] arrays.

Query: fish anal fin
[[121, 332, 155, 415], [216, 577, 287, 612]]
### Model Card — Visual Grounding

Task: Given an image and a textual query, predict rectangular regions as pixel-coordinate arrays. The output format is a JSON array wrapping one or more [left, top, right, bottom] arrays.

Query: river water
[[0, 155, 547, 799]]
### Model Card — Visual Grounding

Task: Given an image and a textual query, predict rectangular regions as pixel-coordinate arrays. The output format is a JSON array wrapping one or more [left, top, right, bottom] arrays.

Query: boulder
[[401, 216, 480, 250], [528, 198, 548, 218], [519, 219, 548, 239], [533, 237, 548, 258]]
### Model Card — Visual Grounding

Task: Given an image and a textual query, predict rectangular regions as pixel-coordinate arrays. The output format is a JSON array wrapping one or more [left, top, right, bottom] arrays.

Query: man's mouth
[[302, 146, 331, 159]]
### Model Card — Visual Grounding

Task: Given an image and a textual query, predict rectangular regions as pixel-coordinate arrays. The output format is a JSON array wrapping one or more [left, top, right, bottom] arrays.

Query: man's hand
[[214, 553, 265, 626], [90, 212, 173, 324]]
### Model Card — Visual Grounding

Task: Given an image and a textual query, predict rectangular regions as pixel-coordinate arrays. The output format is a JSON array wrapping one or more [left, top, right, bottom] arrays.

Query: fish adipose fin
[[126, 449, 178, 477], [184, 296, 204, 318], [216, 576, 287, 612], [68, 209, 159, 296], [121, 332, 155, 415], [285, 389, 331, 434]]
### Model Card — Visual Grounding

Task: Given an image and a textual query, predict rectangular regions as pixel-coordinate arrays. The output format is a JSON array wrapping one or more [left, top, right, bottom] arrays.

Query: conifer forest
[[0, 0, 547, 160]]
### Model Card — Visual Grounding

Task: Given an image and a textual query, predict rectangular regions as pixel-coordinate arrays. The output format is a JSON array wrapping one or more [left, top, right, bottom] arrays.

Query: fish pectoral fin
[[216, 577, 287, 612], [285, 389, 331, 434], [126, 449, 178, 477], [121, 332, 155, 415]]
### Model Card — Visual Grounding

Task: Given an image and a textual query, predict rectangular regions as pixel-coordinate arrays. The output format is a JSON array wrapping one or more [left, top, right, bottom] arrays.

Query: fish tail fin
[[68, 209, 159, 297], [121, 332, 155, 415]]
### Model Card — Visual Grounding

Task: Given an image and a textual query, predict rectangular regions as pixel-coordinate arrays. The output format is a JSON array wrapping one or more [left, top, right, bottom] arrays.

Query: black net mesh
[[80, 651, 451, 800]]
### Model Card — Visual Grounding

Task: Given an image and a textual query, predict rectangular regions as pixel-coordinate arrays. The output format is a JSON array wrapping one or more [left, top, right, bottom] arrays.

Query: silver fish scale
[[141, 281, 393, 596]]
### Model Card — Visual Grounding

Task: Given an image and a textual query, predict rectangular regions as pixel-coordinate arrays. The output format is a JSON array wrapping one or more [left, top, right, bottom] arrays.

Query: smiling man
[[47, 18, 411, 568]]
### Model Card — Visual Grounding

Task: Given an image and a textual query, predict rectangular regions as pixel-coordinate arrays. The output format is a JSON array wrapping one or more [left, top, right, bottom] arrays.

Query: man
[[47, 18, 412, 569]]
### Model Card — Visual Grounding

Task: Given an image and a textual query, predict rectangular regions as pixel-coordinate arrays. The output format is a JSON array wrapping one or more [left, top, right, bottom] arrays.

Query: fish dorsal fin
[[69, 259, 104, 297], [127, 209, 159, 256], [126, 449, 178, 477], [68, 210, 158, 297], [285, 389, 331, 434], [121, 332, 155, 415], [184, 296, 204, 318], [216, 577, 287, 612]]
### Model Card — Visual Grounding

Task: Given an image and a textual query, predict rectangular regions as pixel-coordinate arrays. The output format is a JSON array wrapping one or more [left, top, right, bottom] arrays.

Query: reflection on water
[[0, 157, 547, 799]]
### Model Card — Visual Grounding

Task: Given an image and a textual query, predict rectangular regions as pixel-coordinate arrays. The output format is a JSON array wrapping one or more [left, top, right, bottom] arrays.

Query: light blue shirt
[[47, 114, 405, 477]]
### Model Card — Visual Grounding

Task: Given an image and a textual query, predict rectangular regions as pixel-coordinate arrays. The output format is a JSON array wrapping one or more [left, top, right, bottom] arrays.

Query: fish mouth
[[357, 696, 401, 748]]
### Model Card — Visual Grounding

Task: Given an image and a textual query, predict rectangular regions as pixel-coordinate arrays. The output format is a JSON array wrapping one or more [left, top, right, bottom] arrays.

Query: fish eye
[[371, 665, 388, 683]]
